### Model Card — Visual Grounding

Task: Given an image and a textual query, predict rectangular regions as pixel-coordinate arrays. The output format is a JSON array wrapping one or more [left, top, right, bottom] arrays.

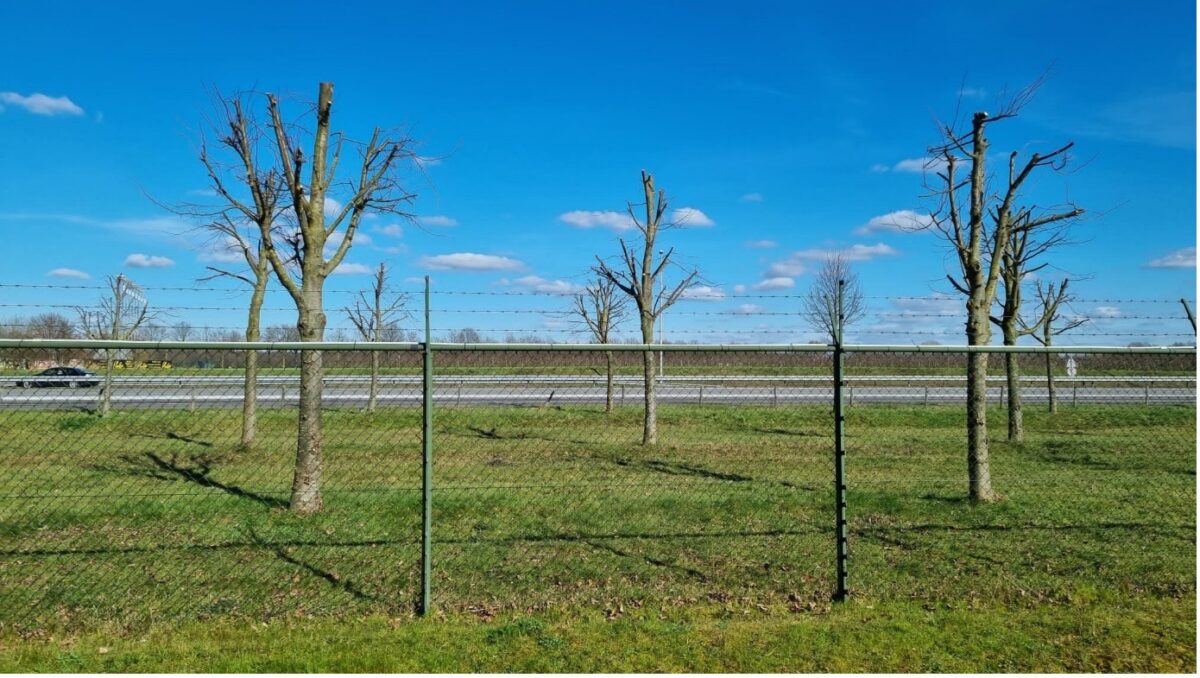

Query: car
[[15, 367, 101, 388]]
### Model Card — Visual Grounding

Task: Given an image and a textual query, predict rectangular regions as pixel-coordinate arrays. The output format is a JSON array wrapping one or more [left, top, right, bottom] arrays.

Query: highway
[[0, 374, 1193, 409]]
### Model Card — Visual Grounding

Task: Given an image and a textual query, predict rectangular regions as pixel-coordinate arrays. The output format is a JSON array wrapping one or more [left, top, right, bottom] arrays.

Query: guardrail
[[3, 373, 1196, 387]]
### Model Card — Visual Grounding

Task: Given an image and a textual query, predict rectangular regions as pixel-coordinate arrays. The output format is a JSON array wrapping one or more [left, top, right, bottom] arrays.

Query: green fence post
[[833, 280, 849, 602], [420, 276, 433, 615]]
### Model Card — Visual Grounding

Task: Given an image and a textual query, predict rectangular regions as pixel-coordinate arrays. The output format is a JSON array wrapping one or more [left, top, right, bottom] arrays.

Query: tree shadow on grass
[[93, 451, 287, 509], [244, 527, 377, 603], [606, 456, 820, 491], [583, 539, 708, 581]]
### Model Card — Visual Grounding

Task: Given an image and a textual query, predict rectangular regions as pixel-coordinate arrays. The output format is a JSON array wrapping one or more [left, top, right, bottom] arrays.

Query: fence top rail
[[0, 338, 1193, 355]]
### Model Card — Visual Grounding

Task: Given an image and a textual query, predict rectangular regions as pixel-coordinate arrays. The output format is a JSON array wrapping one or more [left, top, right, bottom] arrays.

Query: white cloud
[[792, 243, 899, 262], [1146, 247, 1196, 269], [1094, 306, 1121, 318], [734, 303, 765, 314], [123, 253, 174, 269], [510, 275, 583, 295], [559, 210, 636, 231], [375, 224, 404, 237], [332, 262, 373, 275], [324, 230, 371, 256], [671, 207, 715, 227], [767, 259, 806, 277], [379, 245, 408, 255], [733, 284, 747, 294], [960, 86, 987, 99], [419, 252, 525, 272], [322, 197, 344, 219], [739, 192, 764, 203], [47, 267, 89, 280], [893, 157, 949, 174], [681, 285, 726, 301], [873, 157, 950, 175], [854, 210, 934, 235], [752, 277, 795, 291], [198, 236, 245, 264], [766, 243, 897, 278], [415, 155, 442, 168], [0, 92, 84, 116], [418, 215, 458, 227], [744, 239, 777, 249]]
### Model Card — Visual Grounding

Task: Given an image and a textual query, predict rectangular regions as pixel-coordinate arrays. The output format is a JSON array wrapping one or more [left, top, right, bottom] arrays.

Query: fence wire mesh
[[843, 349, 1196, 605], [428, 348, 835, 618], [0, 341, 1193, 633]]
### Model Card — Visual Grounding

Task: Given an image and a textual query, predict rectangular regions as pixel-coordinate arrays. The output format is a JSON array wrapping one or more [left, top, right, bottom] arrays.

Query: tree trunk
[[1002, 327, 1024, 442], [642, 348, 656, 444], [290, 303, 326, 514], [965, 303, 996, 502], [368, 349, 379, 413], [640, 314, 657, 444], [99, 349, 114, 416], [241, 282, 265, 449], [1045, 335, 1057, 413], [604, 350, 614, 413]]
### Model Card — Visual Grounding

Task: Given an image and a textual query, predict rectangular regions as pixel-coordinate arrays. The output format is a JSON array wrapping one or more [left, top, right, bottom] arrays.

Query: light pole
[[657, 251, 665, 379]]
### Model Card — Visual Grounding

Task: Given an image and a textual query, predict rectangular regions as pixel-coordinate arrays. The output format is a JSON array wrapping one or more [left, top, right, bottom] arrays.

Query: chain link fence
[[0, 340, 1193, 632]]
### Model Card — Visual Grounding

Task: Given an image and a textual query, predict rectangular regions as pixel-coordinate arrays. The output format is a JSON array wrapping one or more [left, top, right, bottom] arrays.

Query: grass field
[[0, 398, 1194, 670]]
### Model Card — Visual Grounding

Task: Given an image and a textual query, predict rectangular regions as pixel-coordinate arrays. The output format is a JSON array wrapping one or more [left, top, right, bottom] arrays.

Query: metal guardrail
[[0, 338, 1195, 354], [3, 374, 1196, 386]]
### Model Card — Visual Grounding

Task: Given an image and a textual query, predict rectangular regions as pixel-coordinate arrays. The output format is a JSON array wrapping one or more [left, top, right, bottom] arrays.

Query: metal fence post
[[833, 280, 848, 602], [420, 276, 433, 616]]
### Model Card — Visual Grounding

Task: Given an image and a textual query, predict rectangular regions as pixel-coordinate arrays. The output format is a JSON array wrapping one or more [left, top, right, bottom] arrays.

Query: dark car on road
[[15, 367, 101, 388]]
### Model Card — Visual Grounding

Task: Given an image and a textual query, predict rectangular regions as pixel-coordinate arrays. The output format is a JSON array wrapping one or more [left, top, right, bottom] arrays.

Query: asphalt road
[[0, 382, 1193, 410]]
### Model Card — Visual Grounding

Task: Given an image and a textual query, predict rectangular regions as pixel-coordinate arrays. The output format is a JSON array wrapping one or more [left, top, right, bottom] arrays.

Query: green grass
[[0, 401, 1193, 670], [1, 596, 1193, 672]]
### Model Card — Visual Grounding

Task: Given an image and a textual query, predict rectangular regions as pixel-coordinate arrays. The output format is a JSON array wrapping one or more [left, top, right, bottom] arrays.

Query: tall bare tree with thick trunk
[[253, 82, 416, 514], [77, 275, 153, 416], [344, 263, 407, 413], [595, 171, 698, 444], [989, 212, 1080, 441], [927, 83, 1082, 501], [802, 254, 866, 342], [574, 277, 628, 412], [1022, 279, 1086, 413]]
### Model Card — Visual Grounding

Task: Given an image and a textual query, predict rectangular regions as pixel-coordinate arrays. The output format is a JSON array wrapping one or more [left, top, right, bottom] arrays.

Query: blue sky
[[0, 0, 1195, 344]]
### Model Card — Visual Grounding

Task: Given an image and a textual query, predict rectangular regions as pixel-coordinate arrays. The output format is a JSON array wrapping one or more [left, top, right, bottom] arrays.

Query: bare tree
[[22, 313, 78, 365], [802, 254, 865, 342], [574, 277, 629, 412], [990, 213, 1080, 441], [77, 275, 154, 416], [249, 82, 417, 514], [170, 321, 193, 342], [595, 171, 699, 444], [344, 263, 408, 413], [1022, 279, 1086, 413], [926, 82, 1083, 501], [173, 90, 291, 450]]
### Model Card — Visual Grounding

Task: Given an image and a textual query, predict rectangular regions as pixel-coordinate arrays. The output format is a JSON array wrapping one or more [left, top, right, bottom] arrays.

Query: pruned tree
[[594, 171, 699, 444], [206, 81, 420, 515], [926, 81, 1083, 501], [344, 263, 408, 413], [802, 254, 865, 342], [989, 211, 1080, 441], [1021, 278, 1086, 413], [573, 276, 629, 412], [77, 275, 154, 416], [172, 90, 291, 450]]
